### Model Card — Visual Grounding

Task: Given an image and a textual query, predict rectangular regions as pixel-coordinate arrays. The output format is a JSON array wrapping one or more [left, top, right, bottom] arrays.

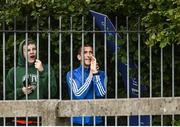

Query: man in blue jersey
[[66, 44, 106, 126]]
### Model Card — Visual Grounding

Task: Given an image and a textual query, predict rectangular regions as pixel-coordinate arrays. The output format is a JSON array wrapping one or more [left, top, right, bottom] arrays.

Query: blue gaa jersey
[[66, 65, 106, 125]]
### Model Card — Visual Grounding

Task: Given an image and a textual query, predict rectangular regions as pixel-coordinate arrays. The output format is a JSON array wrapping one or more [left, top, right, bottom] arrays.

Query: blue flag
[[90, 10, 150, 126]]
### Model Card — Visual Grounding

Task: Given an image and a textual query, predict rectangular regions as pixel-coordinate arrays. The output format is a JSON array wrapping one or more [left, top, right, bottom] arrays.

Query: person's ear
[[77, 54, 81, 61]]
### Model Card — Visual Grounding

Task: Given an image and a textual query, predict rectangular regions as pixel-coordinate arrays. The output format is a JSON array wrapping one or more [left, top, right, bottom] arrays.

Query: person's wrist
[[38, 67, 44, 72]]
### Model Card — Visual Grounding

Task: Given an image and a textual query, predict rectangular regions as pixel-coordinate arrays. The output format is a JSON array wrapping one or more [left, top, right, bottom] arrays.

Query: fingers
[[34, 59, 39, 68], [34, 59, 44, 72], [35, 59, 41, 65], [90, 55, 96, 62], [96, 63, 99, 70], [91, 56, 99, 69], [22, 86, 33, 95]]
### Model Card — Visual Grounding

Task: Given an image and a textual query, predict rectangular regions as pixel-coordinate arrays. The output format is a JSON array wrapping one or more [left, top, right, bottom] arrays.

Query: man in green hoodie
[[5, 39, 57, 125]]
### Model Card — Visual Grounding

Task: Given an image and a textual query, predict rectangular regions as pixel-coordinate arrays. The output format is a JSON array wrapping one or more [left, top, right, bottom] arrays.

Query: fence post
[[41, 100, 58, 126], [41, 100, 70, 126]]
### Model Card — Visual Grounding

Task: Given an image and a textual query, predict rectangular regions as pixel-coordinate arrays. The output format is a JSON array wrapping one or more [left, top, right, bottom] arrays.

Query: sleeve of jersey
[[66, 72, 92, 99], [92, 71, 106, 97]]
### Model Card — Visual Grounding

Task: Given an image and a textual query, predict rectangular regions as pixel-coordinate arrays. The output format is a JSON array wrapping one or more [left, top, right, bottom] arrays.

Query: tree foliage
[[142, 0, 180, 48], [1, 0, 179, 46]]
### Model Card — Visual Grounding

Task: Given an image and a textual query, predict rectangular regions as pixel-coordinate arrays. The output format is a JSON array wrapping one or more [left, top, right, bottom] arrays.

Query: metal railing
[[0, 16, 179, 126]]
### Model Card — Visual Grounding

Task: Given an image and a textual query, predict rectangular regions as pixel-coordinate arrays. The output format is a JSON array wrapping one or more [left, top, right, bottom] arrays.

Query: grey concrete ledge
[[0, 97, 180, 118], [0, 99, 58, 117], [57, 97, 180, 117]]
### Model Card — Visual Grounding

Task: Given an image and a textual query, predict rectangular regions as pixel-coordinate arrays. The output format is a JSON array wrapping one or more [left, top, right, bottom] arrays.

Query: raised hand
[[90, 55, 98, 74], [22, 86, 33, 95], [34, 59, 44, 72]]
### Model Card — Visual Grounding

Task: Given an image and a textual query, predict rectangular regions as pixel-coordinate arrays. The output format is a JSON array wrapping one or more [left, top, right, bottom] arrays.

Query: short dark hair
[[78, 44, 93, 55]]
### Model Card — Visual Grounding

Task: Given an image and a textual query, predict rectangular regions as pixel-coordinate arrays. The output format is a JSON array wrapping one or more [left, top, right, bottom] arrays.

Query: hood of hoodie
[[18, 39, 36, 67]]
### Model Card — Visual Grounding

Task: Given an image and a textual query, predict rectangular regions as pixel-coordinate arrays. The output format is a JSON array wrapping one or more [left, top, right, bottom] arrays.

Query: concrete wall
[[0, 97, 180, 126]]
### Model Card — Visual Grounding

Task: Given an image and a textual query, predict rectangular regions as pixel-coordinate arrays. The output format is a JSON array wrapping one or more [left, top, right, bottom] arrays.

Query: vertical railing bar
[[104, 16, 107, 126], [93, 16, 96, 126], [92, 16, 96, 126], [115, 16, 118, 126], [25, 16, 28, 100], [48, 16, 51, 99], [104, 15, 107, 99], [59, 16, 62, 100], [126, 16, 130, 99], [13, 16, 17, 126], [149, 47, 152, 97], [36, 17, 40, 99], [172, 114, 174, 126], [13, 16, 17, 100], [93, 16, 96, 56], [3, 22, 6, 100], [138, 17, 141, 99], [81, 16, 84, 93], [81, 16, 85, 126], [81, 17, 85, 126], [36, 16, 40, 126], [172, 44, 174, 97], [126, 16, 130, 126], [149, 46, 152, 126], [115, 16, 118, 99], [2, 21, 6, 126], [137, 17, 141, 126], [172, 43, 175, 125], [82, 115, 84, 127], [25, 16, 28, 126], [161, 48, 164, 127], [70, 16, 73, 126]]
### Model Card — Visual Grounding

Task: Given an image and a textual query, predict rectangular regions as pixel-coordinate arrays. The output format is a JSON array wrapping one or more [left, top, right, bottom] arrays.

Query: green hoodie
[[6, 40, 57, 100]]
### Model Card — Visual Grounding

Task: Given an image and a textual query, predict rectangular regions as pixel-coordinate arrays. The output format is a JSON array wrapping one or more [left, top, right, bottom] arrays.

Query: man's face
[[23, 44, 37, 64], [78, 46, 93, 68]]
